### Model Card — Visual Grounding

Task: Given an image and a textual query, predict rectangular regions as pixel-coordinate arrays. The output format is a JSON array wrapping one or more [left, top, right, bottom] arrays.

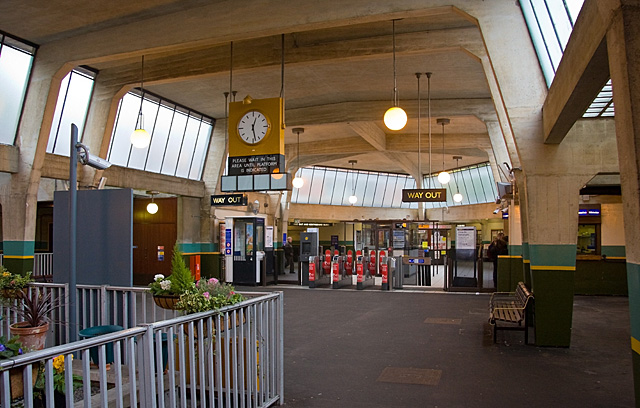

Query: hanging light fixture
[[348, 160, 358, 204], [383, 20, 407, 131], [147, 191, 159, 214], [292, 128, 305, 188], [452, 156, 463, 203], [130, 55, 151, 149], [436, 118, 450, 184]]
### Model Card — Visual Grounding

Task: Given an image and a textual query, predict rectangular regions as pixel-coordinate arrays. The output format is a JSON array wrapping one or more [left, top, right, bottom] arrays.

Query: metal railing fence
[[0, 285, 284, 407]]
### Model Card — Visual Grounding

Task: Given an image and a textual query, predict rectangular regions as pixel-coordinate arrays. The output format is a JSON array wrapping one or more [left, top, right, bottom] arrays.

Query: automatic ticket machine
[[300, 231, 319, 286], [225, 217, 265, 286]]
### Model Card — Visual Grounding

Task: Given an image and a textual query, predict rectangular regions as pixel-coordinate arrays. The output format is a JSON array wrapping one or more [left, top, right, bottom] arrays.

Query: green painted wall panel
[[530, 269, 574, 347], [3, 241, 35, 256], [602, 245, 626, 258], [529, 244, 576, 267], [1, 258, 34, 275], [508, 244, 522, 256], [628, 262, 640, 342], [497, 256, 523, 292], [575, 259, 627, 295]]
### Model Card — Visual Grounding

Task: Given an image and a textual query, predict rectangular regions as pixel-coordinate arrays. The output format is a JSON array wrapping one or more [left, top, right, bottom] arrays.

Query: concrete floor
[[253, 286, 634, 407]]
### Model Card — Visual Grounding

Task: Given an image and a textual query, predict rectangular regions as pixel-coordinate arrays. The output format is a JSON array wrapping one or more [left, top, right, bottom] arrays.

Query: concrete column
[[0, 52, 70, 274], [475, 3, 622, 347], [606, 3, 640, 400]]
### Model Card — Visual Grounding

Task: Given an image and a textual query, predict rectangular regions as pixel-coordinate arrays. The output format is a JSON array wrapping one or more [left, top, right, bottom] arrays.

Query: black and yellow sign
[[402, 189, 447, 202], [228, 96, 284, 159], [228, 154, 285, 176], [210, 194, 247, 206]]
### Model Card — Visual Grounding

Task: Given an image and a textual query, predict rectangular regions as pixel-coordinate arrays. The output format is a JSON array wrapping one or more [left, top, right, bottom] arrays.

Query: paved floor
[[259, 286, 634, 407]]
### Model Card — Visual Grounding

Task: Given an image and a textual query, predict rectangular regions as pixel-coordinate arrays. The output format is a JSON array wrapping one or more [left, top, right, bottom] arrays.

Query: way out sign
[[402, 189, 447, 202]]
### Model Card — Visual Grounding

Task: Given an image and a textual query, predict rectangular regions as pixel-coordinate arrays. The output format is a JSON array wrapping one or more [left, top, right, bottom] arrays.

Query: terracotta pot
[[153, 294, 181, 310], [10, 321, 50, 351]]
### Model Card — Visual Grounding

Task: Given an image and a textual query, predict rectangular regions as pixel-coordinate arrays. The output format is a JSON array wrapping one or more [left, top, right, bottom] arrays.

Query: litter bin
[[78, 325, 124, 366]]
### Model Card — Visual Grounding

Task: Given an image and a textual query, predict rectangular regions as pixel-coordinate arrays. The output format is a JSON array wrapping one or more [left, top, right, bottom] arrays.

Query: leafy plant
[[149, 243, 195, 296], [13, 289, 61, 328], [175, 278, 244, 314], [0, 266, 33, 293], [34, 354, 82, 399], [0, 335, 24, 359]]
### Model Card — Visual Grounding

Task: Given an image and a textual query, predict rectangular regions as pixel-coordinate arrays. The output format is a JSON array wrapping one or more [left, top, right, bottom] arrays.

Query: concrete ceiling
[[0, 0, 497, 175]]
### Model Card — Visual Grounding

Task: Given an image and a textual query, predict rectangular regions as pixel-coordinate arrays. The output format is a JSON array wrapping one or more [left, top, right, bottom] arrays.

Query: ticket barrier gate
[[308, 255, 330, 288], [356, 250, 374, 290], [380, 254, 395, 291], [331, 251, 351, 289], [400, 255, 431, 287]]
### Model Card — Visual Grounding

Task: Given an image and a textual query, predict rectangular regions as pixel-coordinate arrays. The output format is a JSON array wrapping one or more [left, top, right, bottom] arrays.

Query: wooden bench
[[489, 281, 534, 344]]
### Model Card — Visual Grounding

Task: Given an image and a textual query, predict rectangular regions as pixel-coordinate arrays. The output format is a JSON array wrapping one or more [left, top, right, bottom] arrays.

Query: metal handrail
[[0, 285, 284, 407]]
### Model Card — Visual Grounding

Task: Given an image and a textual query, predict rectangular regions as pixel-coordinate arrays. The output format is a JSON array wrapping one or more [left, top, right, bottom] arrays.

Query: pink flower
[[209, 278, 219, 285], [203, 292, 210, 299]]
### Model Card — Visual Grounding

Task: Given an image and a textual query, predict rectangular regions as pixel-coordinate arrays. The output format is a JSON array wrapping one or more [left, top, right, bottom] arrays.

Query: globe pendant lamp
[[130, 55, 151, 149], [147, 191, 159, 214], [437, 118, 450, 184], [452, 156, 463, 203], [292, 128, 305, 189], [383, 20, 407, 131], [348, 160, 358, 204]]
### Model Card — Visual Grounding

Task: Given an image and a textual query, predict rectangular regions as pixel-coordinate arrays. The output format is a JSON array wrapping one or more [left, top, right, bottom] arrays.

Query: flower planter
[[1, 288, 27, 300], [9, 365, 38, 400], [10, 321, 50, 351], [153, 294, 181, 310]]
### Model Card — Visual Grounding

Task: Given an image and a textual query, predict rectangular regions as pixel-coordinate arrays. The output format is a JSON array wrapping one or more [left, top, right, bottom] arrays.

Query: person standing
[[284, 236, 294, 274], [488, 233, 508, 288]]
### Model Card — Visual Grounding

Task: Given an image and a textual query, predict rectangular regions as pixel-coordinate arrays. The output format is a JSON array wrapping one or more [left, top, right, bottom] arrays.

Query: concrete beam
[[349, 122, 386, 151], [0, 145, 20, 173], [543, 0, 613, 144], [40, 153, 205, 197], [286, 98, 495, 126]]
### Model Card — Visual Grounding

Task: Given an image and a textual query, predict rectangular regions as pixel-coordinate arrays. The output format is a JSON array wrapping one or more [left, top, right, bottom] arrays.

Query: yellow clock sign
[[228, 96, 285, 176]]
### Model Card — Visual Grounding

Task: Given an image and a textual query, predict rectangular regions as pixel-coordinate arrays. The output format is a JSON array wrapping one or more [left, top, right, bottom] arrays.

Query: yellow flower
[[2, 272, 9, 277], [53, 354, 72, 373]]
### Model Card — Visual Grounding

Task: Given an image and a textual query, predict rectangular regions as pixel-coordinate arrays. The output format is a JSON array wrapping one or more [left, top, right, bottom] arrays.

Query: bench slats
[[489, 282, 534, 344]]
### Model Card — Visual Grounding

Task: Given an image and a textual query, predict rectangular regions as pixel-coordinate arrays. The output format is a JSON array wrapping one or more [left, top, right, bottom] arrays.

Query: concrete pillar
[[476, 3, 617, 347], [485, 120, 511, 183], [606, 3, 640, 400]]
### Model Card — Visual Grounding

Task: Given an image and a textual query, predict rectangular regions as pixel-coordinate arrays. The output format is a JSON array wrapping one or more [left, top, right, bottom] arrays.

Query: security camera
[[493, 208, 500, 214], [77, 144, 112, 170]]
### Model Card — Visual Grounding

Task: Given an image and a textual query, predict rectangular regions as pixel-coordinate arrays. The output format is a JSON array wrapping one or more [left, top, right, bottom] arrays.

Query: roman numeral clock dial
[[237, 110, 270, 144]]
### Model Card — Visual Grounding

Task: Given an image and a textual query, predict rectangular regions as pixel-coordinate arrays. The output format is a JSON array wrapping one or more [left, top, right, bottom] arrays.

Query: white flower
[[154, 274, 165, 281], [160, 280, 171, 290]]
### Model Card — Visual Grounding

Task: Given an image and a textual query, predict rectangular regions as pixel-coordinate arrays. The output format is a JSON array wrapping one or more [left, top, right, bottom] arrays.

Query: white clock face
[[237, 110, 270, 144]]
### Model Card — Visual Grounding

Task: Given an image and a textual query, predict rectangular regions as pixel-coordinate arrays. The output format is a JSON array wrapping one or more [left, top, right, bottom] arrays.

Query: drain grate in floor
[[376, 367, 442, 386], [424, 317, 462, 325]]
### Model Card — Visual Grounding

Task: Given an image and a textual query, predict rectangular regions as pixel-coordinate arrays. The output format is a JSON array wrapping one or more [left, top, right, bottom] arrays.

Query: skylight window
[[519, 0, 613, 118]]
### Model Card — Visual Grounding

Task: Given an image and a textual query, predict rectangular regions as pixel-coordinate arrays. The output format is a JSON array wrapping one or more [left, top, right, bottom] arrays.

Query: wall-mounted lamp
[[147, 191, 159, 214], [252, 199, 260, 215]]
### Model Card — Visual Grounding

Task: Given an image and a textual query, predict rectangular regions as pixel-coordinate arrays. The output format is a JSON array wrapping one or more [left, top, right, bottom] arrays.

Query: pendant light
[[383, 20, 407, 131], [348, 160, 358, 204], [452, 156, 463, 203], [130, 55, 151, 149], [292, 128, 305, 188], [147, 191, 159, 214], [437, 118, 450, 184]]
